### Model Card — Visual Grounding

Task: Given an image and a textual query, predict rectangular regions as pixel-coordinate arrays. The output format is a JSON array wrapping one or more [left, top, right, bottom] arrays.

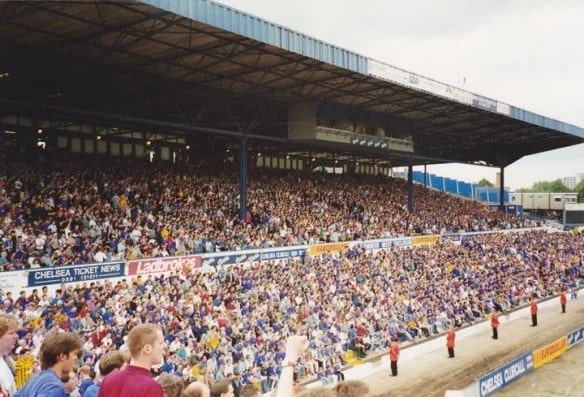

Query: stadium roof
[[0, 0, 583, 167]]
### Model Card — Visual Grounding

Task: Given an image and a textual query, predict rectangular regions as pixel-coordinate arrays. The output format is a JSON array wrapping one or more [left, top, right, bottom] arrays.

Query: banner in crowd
[[27, 262, 125, 287], [308, 242, 349, 256], [392, 237, 413, 247], [0, 271, 27, 295], [568, 326, 584, 348], [532, 336, 567, 368], [478, 352, 533, 397], [127, 255, 202, 276], [411, 235, 439, 246], [200, 252, 263, 267], [440, 233, 461, 242], [356, 237, 413, 251], [260, 247, 307, 261]]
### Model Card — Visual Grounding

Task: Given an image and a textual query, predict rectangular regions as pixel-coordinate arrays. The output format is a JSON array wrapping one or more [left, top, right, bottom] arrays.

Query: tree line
[[478, 178, 584, 202]]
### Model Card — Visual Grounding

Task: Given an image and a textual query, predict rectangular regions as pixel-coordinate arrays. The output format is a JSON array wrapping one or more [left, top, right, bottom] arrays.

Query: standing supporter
[[83, 351, 128, 397], [77, 365, 93, 396], [491, 311, 500, 340], [210, 380, 234, 397], [182, 381, 210, 397], [62, 370, 80, 397], [158, 373, 184, 397], [98, 324, 166, 397], [446, 327, 456, 358], [238, 384, 259, 397], [15, 331, 82, 397], [0, 314, 18, 396]]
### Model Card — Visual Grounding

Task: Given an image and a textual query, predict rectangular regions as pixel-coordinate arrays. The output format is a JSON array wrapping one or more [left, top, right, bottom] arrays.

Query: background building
[[563, 176, 577, 189]]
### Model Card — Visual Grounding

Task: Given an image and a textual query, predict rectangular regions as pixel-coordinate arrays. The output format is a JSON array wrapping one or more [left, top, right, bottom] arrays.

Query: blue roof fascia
[[139, 0, 368, 74]]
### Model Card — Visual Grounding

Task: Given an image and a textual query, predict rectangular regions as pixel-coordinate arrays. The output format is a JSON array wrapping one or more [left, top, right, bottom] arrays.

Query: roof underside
[[0, 0, 582, 167]]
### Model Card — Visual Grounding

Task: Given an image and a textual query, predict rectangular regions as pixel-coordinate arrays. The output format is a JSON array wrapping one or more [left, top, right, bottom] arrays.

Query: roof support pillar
[[407, 156, 414, 213], [239, 136, 248, 221], [499, 165, 505, 212]]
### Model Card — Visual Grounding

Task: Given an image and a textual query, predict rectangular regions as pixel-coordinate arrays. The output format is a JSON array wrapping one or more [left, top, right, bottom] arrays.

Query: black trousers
[[562, 304, 566, 313], [492, 327, 498, 339], [448, 347, 455, 358], [390, 360, 398, 376], [531, 314, 538, 326]]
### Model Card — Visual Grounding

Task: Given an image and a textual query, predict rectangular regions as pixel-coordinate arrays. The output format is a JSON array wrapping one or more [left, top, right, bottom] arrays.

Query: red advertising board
[[127, 255, 201, 276]]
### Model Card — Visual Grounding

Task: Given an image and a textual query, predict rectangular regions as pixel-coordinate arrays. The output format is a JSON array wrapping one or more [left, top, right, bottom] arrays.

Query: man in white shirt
[[0, 313, 18, 396]]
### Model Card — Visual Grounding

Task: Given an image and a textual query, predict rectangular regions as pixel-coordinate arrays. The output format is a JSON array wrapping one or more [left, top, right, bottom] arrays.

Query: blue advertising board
[[360, 237, 412, 250], [200, 252, 262, 267], [27, 262, 125, 287], [200, 248, 307, 267], [260, 248, 306, 261], [440, 233, 461, 242], [478, 352, 533, 397], [568, 327, 584, 348]]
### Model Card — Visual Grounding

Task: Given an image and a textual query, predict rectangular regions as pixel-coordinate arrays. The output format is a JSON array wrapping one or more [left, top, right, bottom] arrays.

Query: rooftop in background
[[0, 0, 583, 167]]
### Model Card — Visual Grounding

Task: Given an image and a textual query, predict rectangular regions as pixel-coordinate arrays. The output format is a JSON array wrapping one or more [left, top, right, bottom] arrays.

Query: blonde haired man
[[98, 323, 166, 397]]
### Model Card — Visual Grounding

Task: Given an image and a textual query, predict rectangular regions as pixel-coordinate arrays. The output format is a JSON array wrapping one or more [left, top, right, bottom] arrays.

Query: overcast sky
[[216, 0, 584, 190]]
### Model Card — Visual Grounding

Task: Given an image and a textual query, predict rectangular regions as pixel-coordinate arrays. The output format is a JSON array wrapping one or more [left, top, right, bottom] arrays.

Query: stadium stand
[[0, 157, 535, 271], [2, 220, 582, 394]]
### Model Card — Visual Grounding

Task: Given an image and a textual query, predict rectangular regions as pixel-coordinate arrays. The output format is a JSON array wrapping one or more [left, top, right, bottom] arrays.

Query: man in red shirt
[[98, 324, 166, 397], [560, 290, 567, 313]]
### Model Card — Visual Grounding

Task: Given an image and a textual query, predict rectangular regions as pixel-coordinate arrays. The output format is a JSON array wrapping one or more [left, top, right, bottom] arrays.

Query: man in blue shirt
[[16, 331, 82, 397]]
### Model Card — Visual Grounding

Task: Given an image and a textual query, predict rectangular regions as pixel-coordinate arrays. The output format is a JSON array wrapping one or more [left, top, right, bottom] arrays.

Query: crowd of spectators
[[0, 157, 533, 270], [1, 228, 582, 395]]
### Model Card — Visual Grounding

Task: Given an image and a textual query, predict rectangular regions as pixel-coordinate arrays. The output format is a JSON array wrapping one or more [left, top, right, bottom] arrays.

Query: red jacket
[[530, 300, 538, 315], [491, 312, 500, 328], [560, 292, 567, 305], [446, 329, 455, 348], [389, 341, 400, 361]]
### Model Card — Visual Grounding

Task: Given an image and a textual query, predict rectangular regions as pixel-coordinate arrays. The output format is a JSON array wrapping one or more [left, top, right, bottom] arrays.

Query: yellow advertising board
[[532, 336, 567, 368], [15, 355, 35, 388], [411, 235, 439, 246], [308, 242, 349, 256]]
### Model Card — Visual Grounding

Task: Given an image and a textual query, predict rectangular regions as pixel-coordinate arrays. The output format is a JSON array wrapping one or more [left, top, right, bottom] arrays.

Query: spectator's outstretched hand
[[284, 335, 308, 363]]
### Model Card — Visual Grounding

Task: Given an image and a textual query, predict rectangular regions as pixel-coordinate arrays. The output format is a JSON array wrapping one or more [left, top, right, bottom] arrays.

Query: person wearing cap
[[388, 336, 400, 377]]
